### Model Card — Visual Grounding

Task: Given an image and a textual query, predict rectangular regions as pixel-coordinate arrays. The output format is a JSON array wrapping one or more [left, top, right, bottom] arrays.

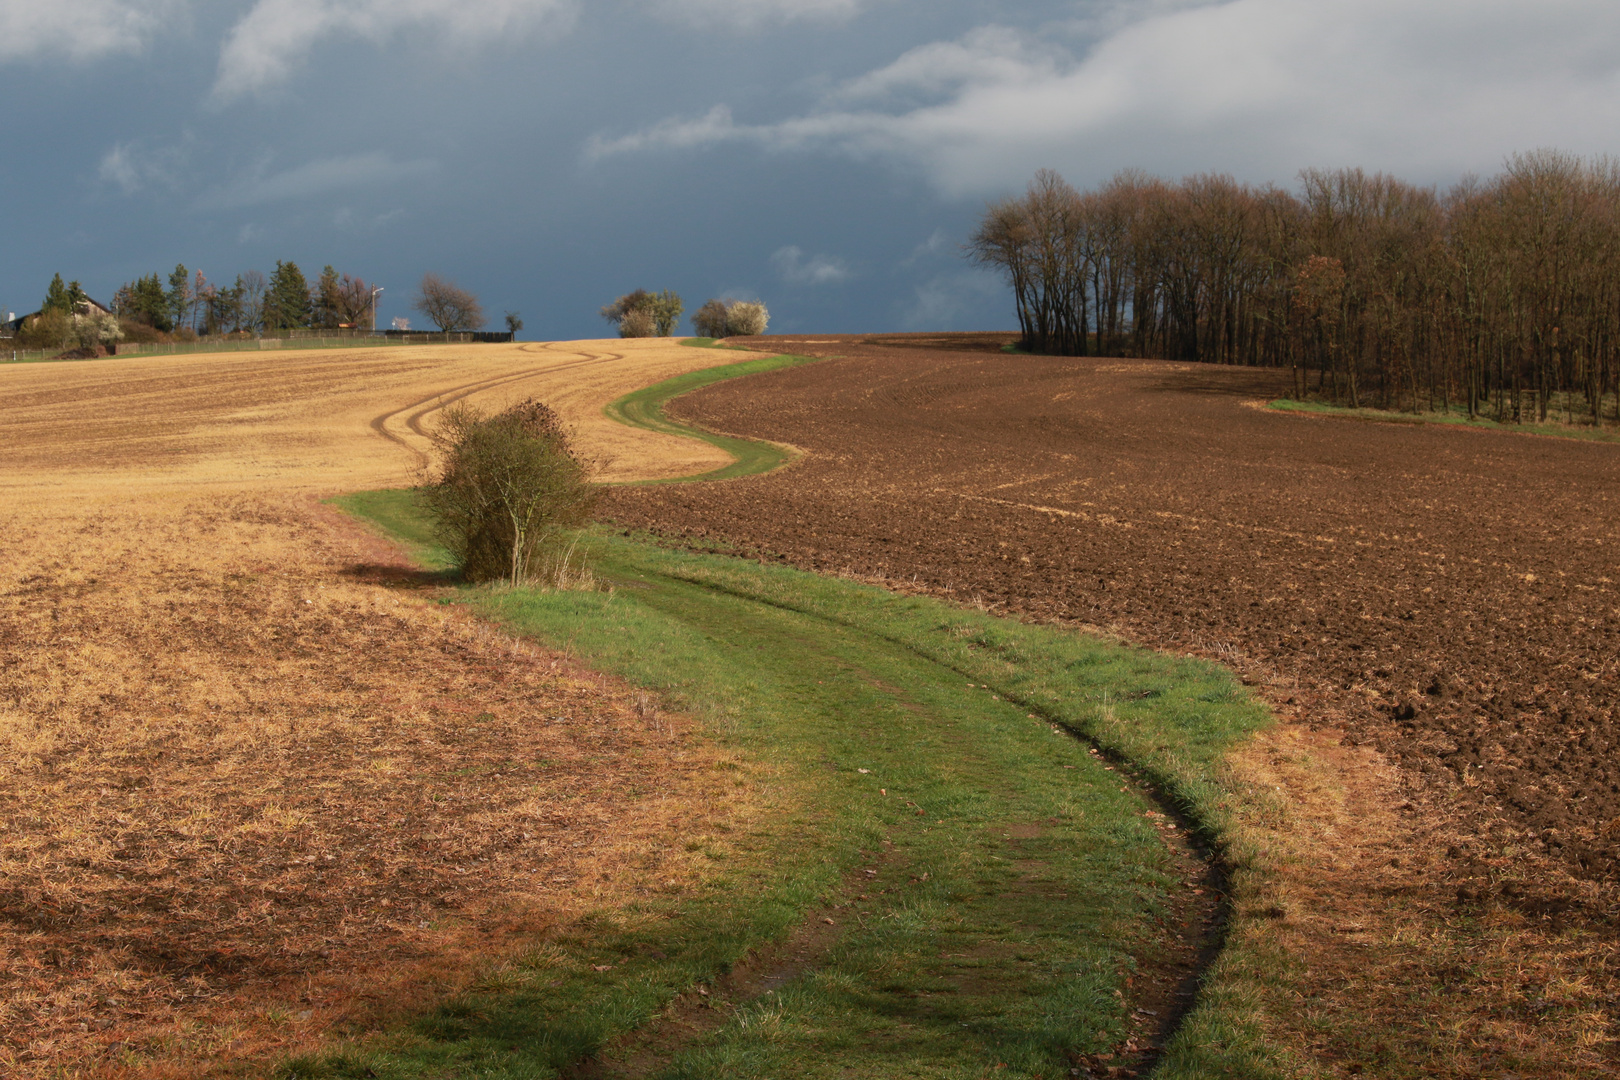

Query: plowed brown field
[[607, 332, 1620, 1073], [0, 339, 761, 1077]]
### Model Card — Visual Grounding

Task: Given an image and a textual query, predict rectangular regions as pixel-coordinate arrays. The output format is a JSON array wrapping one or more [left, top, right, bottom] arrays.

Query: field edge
[[1266, 396, 1620, 443]]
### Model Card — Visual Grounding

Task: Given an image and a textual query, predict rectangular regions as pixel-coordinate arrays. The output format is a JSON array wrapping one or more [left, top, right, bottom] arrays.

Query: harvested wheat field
[[0, 339, 762, 1077], [609, 333, 1620, 1076]]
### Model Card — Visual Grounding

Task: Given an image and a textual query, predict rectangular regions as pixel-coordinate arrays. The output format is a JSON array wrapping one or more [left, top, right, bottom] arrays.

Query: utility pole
[[369, 286, 384, 333]]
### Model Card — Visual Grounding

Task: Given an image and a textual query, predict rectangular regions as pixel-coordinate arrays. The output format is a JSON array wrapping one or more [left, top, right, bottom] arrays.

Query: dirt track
[[609, 334, 1620, 897]]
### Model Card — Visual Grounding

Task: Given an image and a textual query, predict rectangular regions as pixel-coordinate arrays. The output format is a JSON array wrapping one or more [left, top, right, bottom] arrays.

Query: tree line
[[970, 150, 1620, 423], [7, 262, 501, 354], [112, 261, 378, 336]]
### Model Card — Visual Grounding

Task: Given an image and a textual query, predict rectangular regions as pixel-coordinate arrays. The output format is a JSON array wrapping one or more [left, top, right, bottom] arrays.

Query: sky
[[4, 0, 1620, 338]]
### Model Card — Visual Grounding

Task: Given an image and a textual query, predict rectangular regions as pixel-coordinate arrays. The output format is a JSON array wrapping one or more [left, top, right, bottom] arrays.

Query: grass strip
[[678, 338, 759, 351], [1267, 397, 1620, 444], [602, 351, 821, 483], [309, 494, 1292, 1079]]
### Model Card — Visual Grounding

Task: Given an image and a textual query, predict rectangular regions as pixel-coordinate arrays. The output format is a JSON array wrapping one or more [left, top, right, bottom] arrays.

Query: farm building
[[3, 295, 113, 334]]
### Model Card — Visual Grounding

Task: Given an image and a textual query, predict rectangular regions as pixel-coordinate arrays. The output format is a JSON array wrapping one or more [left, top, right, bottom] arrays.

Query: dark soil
[[606, 333, 1620, 896]]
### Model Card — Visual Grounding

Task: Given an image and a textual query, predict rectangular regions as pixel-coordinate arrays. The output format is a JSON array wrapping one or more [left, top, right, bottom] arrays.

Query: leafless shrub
[[418, 399, 599, 586], [603, 289, 683, 337], [16, 310, 71, 351], [725, 300, 769, 336], [690, 297, 769, 338], [73, 311, 123, 350], [619, 308, 656, 338], [691, 298, 730, 338]]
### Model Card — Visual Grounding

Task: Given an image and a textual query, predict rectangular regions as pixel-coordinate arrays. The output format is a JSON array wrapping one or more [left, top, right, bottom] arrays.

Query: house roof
[[2, 297, 112, 334]]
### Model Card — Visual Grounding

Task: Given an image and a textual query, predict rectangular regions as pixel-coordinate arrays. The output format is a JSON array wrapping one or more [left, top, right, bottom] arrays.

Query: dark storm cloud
[[3, 1, 1619, 337]]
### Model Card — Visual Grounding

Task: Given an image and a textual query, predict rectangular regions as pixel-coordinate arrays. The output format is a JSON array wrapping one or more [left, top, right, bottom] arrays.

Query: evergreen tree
[[314, 265, 341, 329], [66, 280, 89, 311], [264, 260, 311, 331], [138, 274, 172, 331], [114, 273, 174, 331], [41, 273, 71, 315], [167, 264, 192, 331], [212, 280, 245, 333]]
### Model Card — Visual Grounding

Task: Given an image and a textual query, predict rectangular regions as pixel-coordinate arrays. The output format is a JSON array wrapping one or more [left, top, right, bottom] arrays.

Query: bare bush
[[601, 289, 651, 327], [419, 399, 599, 586], [603, 289, 683, 337], [691, 298, 730, 338], [726, 300, 769, 336], [73, 311, 123, 350], [689, 297, 769, 338], [413, 274, 485, 332], [619, 308, 656, 338], [16, 311, 71, 351]]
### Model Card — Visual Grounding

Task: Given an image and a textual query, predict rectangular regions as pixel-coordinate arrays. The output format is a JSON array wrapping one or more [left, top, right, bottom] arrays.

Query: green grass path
[[315, 495, 1283, 1080], [601, 348, 822, 483]]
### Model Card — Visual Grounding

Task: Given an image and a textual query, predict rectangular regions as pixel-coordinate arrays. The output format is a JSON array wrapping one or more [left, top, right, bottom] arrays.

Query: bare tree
[[413, 274, 485, 332], [238, 270, 266, 335], [974, 155, 1620, 425], [334, 274, 375, 328]]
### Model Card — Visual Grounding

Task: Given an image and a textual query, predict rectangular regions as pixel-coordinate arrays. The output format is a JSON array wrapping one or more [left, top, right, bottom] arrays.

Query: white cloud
[[770, 245, 850, 286], [0, 0, 180, 63], [829, 26, 1062, 106], [203, 152, 438, 208], [212, 0, 575, 101], [586, 0, 1620, 194], [98, 139, 192, 194]]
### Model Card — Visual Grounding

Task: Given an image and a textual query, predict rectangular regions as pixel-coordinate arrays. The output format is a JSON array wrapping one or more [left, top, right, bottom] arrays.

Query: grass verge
[[1267, 397, 1620, 444], [603, 352, 821, 483], [312, 492, 1293, 1079], [678, 338, 757, 351]]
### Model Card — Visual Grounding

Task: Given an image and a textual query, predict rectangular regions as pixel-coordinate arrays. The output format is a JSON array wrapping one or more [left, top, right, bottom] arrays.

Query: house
[[2, 296, 113, 335]]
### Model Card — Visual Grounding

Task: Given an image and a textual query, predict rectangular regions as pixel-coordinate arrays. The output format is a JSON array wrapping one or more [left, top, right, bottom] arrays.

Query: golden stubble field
[[0, 340, 762, 1076]]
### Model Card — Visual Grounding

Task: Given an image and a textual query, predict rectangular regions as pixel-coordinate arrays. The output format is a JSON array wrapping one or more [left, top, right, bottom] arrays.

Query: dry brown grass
[[0, 340, 769, 1076], [1223, 713, 1618, 1077]]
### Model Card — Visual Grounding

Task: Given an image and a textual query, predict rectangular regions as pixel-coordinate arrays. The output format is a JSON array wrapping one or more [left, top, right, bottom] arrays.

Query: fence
[[3, 329, 516, 364]]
